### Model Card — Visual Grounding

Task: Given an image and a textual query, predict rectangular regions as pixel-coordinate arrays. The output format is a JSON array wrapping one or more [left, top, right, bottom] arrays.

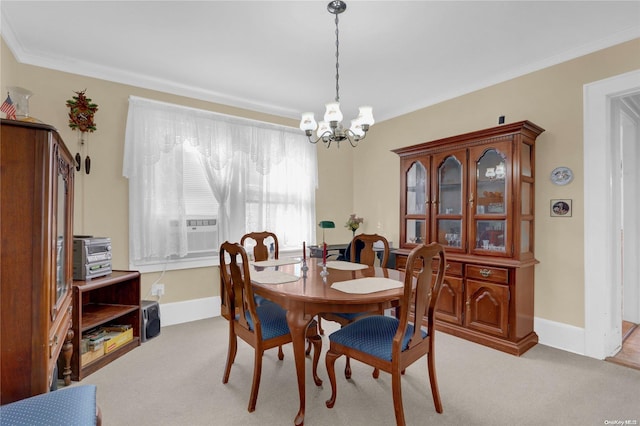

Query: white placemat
[[322, 261, 369, 271], [331, 277, 403, 294], [252, 270, 300, 285], [250, 258, 301, 267]]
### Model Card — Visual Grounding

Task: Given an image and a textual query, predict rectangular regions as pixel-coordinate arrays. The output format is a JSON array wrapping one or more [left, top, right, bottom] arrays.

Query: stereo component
[[73, 236, 112, 280]]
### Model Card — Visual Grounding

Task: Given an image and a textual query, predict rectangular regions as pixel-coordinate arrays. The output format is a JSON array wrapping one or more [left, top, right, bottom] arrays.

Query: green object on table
[[318, 221, 335, 244]]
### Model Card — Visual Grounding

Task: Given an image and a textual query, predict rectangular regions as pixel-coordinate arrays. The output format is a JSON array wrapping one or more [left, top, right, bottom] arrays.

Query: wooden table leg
[[286, 308, 309, 426]]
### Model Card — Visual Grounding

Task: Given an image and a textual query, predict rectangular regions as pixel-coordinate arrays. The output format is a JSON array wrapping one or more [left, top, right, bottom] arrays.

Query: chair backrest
[[397, 242, 446, 351], [349, 234, 390, 267], [219, 241, 259, 334], [241, 231, 279, 261]]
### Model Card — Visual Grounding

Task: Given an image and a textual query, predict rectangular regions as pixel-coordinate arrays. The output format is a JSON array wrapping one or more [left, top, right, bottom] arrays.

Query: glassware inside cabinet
[[406, 219, 426, 244], [476, 149, 507, 215], [438, 219, 462, 248], [476, 220, 506, 251], [438, 156, 462, 215], [406, 161, 427, 215]]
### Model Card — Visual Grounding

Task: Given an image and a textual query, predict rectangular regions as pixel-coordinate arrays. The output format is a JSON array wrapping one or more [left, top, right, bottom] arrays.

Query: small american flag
[[1, 93, 17, 120]]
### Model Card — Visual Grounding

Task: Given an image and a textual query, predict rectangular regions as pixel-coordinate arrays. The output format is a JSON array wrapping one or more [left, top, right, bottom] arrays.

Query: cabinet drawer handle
[[445, 263, 451, 270], [479, 268, 491, 278]]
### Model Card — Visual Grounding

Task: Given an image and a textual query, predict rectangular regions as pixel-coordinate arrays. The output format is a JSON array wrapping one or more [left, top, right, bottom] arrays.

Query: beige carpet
[[74, 317, 640, 426]]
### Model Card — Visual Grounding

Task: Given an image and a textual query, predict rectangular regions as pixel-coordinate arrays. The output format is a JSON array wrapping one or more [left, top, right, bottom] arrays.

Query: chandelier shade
[[299, 1, 374, 148]]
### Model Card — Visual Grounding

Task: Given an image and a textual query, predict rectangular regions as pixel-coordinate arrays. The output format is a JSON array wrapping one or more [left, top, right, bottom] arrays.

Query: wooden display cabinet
[[71, 270, 141, 381], [1, 120, 75, 404], [393, 121, 544, 355]]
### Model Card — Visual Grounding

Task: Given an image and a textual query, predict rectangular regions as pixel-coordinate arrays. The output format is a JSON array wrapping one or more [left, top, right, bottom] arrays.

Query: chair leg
[[222, 330, 237, 384], [309, 335, 323, 386], [427, 350, 443, 413], [305, 338, 311, 356], [325, 350, 340, 409], [344, 356, 352, 379], [278, 345, 284, 360], [391, 367, 406, 426], [248, 349, 264, 412], [372, 367, 380, 378]]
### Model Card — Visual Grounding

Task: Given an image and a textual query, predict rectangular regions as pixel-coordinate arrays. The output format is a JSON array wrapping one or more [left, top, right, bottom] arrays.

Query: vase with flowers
[[345, 214, 364, 238]]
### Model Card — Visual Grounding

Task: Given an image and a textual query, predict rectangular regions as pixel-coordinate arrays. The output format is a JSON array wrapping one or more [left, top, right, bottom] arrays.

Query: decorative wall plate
[[550, 167, 573, 185]]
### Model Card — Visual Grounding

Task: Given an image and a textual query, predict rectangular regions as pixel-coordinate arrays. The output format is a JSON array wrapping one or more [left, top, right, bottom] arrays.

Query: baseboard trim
[[159, 297, 221, 327], [534, 316, 585, 356], [156, 300, 589, 357]]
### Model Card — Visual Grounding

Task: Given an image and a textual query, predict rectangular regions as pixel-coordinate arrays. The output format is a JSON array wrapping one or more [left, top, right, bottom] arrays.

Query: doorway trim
[[584, 69, 640, 359]]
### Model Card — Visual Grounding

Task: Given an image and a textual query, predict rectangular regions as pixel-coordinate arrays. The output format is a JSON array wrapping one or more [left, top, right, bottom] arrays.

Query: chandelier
[[299, 0, 374, 148]]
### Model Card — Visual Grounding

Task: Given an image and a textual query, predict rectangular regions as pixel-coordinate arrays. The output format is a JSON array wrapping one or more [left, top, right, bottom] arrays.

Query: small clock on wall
[[550, 166, 574, 186]]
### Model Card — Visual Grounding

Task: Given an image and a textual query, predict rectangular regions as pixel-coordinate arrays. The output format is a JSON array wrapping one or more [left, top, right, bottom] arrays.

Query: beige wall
[[2, 37, 639, 329], [1, 37, 354, 304], [354, 38, 640, 328]]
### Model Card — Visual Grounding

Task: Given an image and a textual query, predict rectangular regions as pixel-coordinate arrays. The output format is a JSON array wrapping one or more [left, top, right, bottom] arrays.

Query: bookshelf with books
[[71, 270, 141, 381]]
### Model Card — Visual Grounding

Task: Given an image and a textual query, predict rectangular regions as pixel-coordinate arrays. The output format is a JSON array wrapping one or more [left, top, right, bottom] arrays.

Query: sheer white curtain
[[123, 96, 317, 266]]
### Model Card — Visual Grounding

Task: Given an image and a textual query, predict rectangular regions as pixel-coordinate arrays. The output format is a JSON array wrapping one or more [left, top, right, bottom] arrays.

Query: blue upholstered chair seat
[[329, 315, 427, 361], [244, 301, 290, 340], [253, 294, 269, 306], [0, 385, 98, 426]]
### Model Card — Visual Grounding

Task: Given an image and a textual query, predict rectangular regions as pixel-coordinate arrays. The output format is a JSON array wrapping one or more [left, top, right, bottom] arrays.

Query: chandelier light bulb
[[317, 121, 330, 138], [350, 119, 364, 137], [299, 112, 318, 131], [324, 102, 343, 124], [357, 106, 375, 126]]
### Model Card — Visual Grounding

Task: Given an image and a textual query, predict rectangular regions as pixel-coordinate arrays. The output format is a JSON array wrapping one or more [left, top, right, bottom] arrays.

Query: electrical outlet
[[151, 283, 165, 297]]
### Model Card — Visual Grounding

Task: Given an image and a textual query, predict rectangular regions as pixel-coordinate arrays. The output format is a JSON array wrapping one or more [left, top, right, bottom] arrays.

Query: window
[[123, 96, 317, 272]]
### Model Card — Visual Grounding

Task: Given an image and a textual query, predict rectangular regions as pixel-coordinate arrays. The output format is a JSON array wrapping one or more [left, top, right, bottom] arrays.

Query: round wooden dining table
[[250, 259, 407, 425]]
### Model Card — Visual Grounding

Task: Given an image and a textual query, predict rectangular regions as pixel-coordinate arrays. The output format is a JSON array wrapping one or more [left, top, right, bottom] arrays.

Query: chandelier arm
[[344, 129, 365, 147]]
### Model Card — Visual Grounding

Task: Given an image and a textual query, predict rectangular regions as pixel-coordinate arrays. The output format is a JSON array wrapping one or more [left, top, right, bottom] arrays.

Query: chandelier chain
[[334, 14, 340, 103]]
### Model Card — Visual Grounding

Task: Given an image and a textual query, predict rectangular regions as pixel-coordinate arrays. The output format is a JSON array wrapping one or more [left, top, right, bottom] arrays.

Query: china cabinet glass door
[[53, 145, 72, 320], [403, 158, 429, 245], [469, 142, 512, 256], [433, 151, 466, 251], [520, 141, 534, 255]]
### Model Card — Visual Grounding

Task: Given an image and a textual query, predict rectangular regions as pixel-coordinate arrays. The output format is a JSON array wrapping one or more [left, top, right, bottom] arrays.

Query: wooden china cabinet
[[1, 120, 75, 404], [393, 121, 544, 355]]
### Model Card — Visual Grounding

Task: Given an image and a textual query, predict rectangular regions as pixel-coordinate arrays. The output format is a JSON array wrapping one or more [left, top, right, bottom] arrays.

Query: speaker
[[141, 300, 161, 342]]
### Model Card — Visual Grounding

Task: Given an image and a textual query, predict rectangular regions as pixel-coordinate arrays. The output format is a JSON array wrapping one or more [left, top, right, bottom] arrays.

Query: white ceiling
[[2, 1, 639, 124]]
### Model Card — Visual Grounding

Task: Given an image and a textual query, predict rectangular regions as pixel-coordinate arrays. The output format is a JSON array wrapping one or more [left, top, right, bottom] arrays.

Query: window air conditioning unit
[[186, 217, 218, 253]]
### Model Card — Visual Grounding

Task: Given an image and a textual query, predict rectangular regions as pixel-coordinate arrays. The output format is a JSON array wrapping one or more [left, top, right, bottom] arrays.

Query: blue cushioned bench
[[0, 385, 101, 426]]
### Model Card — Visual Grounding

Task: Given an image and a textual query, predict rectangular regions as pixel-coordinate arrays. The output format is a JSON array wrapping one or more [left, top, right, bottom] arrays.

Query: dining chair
[[241, 231, 279, 261], [320, 233, 391, 378], [240, 231, 288, 357], [219, 241, 322, 412], [325, 242, 446, 426]]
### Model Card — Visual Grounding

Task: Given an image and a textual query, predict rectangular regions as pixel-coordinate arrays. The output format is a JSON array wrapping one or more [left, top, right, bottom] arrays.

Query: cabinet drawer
[[466, 265, 509, 284], [433, 259, 462, 276], [395, 254, 423, 273]]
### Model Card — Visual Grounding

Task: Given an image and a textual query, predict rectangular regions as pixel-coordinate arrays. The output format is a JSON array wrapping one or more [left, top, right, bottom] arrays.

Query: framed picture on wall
[[550, 199, 572, 217]]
